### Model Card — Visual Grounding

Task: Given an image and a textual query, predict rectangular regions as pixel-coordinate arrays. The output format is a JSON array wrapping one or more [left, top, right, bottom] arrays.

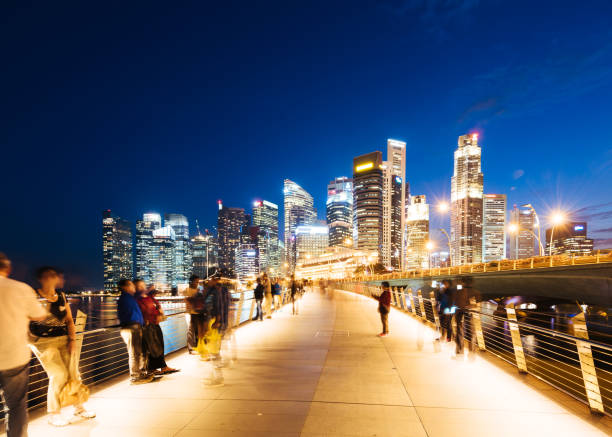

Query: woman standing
[[29, 267, 94, 426], [134, 279, 179, 375]]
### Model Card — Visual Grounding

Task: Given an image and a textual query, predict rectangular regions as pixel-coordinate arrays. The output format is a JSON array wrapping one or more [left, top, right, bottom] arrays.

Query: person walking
[[28, 267, 96, 426], [201, 275, 224, 386], [183, 275, 204, 354], [289, 275, 299, 315], [377, 281, 391, 337], [451, 276, 472, 355], [252, 277, 264, 321], [437, 280, 453, 342], [262, 273, 273, 318], [272, 279, 282, 310], [135, 280, 178, 375], [117, 279, 153, 385], [0, 253, 47, 437]]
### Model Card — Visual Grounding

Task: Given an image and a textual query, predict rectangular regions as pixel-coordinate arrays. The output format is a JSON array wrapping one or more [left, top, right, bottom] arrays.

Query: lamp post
[[508, 223, 544, 256], [436, 202, 451, 266], [425, 240, 435, 269]]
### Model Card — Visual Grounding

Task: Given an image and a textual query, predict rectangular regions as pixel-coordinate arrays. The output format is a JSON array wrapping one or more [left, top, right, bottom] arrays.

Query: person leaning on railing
[[28, 266, 95, 426], [0, 253, 46, 437]]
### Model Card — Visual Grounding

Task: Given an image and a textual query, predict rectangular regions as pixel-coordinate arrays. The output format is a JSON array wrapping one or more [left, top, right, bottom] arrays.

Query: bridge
[[4, 284, 611, 436]]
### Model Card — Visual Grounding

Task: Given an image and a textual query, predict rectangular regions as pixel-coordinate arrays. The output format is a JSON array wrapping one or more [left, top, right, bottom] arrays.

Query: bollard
[[408, 288, 416, 315], [505, 304, 528, 373], [429, 291, 440, 331], [469, 297, 485, 351], [417, 289, 427, 322], [573, 312, 605, 414]]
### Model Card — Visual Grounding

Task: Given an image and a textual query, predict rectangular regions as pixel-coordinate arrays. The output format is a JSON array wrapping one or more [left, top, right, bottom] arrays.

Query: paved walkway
[[17, 290, 612, 436]]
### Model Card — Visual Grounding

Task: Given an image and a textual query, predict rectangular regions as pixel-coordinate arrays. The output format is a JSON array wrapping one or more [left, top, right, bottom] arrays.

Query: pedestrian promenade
[[18, 290, 612, 436]]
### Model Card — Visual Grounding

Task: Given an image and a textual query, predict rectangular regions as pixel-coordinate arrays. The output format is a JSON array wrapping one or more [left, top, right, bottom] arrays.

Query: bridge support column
[[573, 312, 605, 414], [408, 289, 416, 315], [429, 291, 440, 331], [470, 298, 485, 351], [417, 289, 427, 322], [505, 304, 528, 373]]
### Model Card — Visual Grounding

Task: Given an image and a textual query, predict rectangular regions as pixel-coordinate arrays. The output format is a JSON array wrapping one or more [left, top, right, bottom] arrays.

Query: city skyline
[[4, 2, 612, 289]]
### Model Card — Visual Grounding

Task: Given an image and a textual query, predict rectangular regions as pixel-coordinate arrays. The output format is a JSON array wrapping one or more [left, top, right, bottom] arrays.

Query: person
[[135, 280, 178, 375], [117, 279, 153, 384], [451, 276, 477, 355], [28, 267, 95, 426], [0, 253, 47, 437], [437, 280, 453, 342], [377, 282, 391, 337], [272, 279, 282, 310], [201, 275, 224, 386], [253, 277, 264, 321], [289, 275, 299, 315], [183, 275, 202, 354], [262, 273, 273, 318]]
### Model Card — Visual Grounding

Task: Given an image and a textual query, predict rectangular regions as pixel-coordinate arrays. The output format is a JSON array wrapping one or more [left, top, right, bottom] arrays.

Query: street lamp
[[548, 212, 567, 256], [425, 240, 435, 269], [438, 228, 452, 266], [437, 202, 449, 213], [507, 223, 544, 256]]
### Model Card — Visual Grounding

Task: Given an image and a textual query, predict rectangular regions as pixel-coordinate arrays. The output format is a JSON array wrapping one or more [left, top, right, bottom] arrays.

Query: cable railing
[[334, 281, 612, 417], [0, 288, 294, 422], [353, 249, 612, 281]]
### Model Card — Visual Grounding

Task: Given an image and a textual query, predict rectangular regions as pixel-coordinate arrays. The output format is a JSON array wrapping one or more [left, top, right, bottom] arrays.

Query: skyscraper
[[295, 224, 329, 262], [546, 222, 594, 256], [509, 205, 536, 259], [102, 210, 133, 293], [191, 234, 218, 278], [150, 225, 176, 291], [483, 194, 507, 262], [283, 180, 316, 270], [450, 133, 484, 265], [253, 200, 280, 272], [235, 244, 258, 280], [135, 213, 161, 284], [353, 152, 384, 258], [405, 195, 429, 269], [326, 177, 353, 247], [217, 202, 247, 276], [165, 213, 192, 287], [386, 139, 407, 269]]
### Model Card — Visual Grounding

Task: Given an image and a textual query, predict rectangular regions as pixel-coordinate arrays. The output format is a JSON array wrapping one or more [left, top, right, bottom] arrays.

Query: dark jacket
[[254, 284, 265, 300], [377, 289, 391, 313], [437, 288, 451, 311], [117, 291, 144, 326]]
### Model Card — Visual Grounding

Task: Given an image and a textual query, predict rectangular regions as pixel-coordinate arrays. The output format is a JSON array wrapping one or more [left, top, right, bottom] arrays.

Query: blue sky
[[2, 0, 611, 288]]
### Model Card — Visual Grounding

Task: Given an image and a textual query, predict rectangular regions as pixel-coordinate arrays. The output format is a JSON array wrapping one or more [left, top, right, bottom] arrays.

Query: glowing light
[[437, 202, 449, 213], [355, 162, 374, 172], [425, 241, 435, 251], [472, 133, 478, 141], [551, 212, 566, 226], [508, 223, 519, 234], [253, 200, 262, 207]]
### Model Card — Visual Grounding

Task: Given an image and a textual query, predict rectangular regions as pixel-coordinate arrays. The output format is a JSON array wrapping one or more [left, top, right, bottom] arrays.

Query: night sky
[[3, 1, 612, 290]]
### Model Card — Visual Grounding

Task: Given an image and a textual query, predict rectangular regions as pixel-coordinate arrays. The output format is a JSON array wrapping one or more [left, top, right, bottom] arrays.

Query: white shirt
[[0, 276, 46, 370]]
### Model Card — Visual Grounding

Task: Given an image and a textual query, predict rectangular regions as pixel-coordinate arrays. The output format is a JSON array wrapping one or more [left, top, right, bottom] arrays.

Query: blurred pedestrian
[[272, 278, 282, 310], [201, 275, 224, 387], [437, 280, 452, 342], [29, 266, 95, 426], [451, 276, 472, 354], [183, 275, 203, 354], [117, 279, 153, 384], [290, 275, 299, 315], [377, 281, 391, 337], [135, 280, 178, 375], [262, 273, 273, 318], [253, 278, 264, 321], [0, 253, 46, 437]]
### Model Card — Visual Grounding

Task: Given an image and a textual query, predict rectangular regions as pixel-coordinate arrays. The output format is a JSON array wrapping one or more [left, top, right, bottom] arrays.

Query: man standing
[[117, 279, 152, 384], [377, 282, 391, 337], [202, 275, 224, 386], [0, 253, 46, 437], [183, 275, 202, 354], [262, 273, 273, 318]]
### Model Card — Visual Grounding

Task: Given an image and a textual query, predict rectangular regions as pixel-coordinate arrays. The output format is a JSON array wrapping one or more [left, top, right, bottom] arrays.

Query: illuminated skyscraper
[[253, 200, 280, 272], [191, 234, 218, 278], [283, 180, 316, 270], [546, 222, 593, 256], [386, 139, 407, 269], [405, 195, 429, 269], [165, 213, 192, 287], [353, 152, 384, 258], [102, 210, 133, 293], [235, 244, 259, 281], [150, 225, 176, 291], [217, 202, 247, 275], [295, 224, 329, 262], [135, 213, 162, 284], [482, 194, 507, 262], [326, 177, 353, 247], [450, 133, 484, 265], [509, 205, 537, 259]]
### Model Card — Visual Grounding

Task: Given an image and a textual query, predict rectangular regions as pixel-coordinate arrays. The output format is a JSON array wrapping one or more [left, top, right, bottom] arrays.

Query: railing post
[[417, 289, 427, 322], [391, 287, 398, 307], [530, 258, 534, 268], [573, 312, 604, 414], [513, 260, 517, 270], [248, 297, 255, 321], [408, 288, 416, 315], [429, 291, 440, 331], [400, 287, 407, 310], [505, 304, 527, 373], [572, 254, 575, 265], [470, 298, 485, 351], [235, 292, 245, 327], [596, 250, 600, 263]]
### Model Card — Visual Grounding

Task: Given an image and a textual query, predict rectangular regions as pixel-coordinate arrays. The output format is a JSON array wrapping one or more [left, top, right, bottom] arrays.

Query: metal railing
[[353, 249, 612, 281], [1, 288, 294, 421], [335, 281, 612, 416]]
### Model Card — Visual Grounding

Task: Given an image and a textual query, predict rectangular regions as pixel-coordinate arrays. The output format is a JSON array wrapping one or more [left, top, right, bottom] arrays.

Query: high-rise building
[[164, 213, 192, 287], [295, 224, 329, 262], [150, 225, 176, 291], [326, 177, 353, 247], [135, 213, 162, 284], [102, 210, 133, 293], [483, 194, 507, 262], [284, 180, 316, 270], [191, 234, 218, 278], [353, 152, 384, 259], [546, 222, 594, 256], [509, 205, 536, 259], [450, 133, 484, 265], [386, 139, 407, 269], [235, 244, 258, 281], [405, 195, 430, 269], [253, 200, 280, 272], [217, 202, 247, 276]]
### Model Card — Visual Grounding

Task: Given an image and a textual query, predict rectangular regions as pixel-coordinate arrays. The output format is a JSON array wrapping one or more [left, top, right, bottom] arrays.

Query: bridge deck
[[20, 291, 611, 437]]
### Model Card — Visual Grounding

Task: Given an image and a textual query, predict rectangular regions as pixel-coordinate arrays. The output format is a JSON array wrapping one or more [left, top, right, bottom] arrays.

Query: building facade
[[135, 213, 161, 284], [283, 180, 316, 270], [191, 234, 218, 278], [217, 202, 247, 276], [235, 243, 258, 281], [386, 139, 407, 269], [102, 210, 133, 293], [509, 205, 537, 259], [164, 213, 192, 287], [545, 222, 594, 256], [353, 151, 384, 259], [294, 224, 329, 262], [405, 195, 429, 269], [149, 225, 176, 291], [450, 133, 484, 265], [482, 194, 507, 262], [326, 177, 353, 247], [253, 200, 280, 272]]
